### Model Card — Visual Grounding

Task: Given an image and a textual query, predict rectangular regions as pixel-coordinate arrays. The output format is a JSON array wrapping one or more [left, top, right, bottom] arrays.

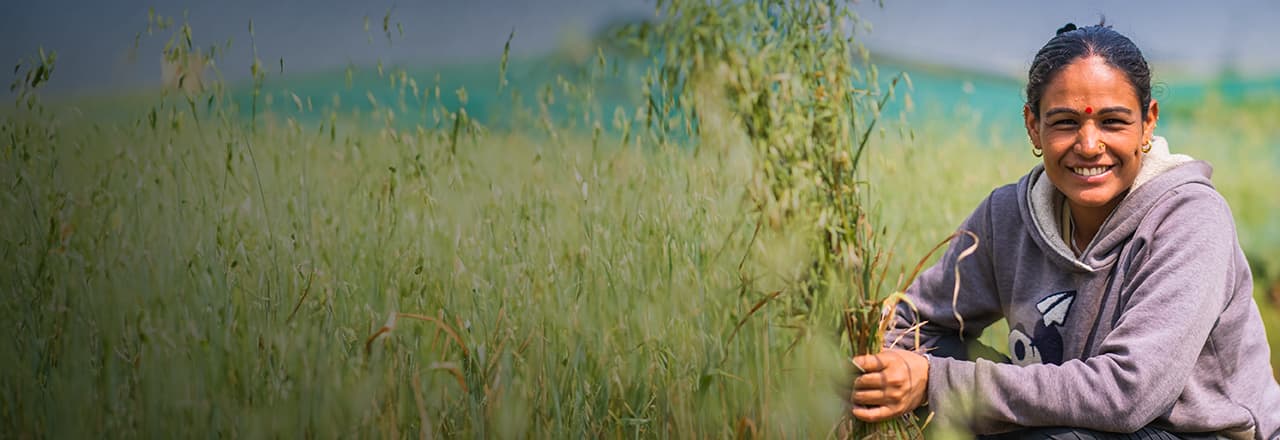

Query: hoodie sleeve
[[883, 189, 1006, 358], [925, 186, 1239, 434]]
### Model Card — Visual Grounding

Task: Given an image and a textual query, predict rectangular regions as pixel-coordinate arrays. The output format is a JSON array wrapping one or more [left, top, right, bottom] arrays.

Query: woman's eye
[[1051, 119, 1078, 127], [1104, 119, 1128, 125]]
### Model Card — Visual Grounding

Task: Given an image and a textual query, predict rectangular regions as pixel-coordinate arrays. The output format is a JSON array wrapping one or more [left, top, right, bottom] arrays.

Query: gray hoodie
[[885, 138, 1280, 438]]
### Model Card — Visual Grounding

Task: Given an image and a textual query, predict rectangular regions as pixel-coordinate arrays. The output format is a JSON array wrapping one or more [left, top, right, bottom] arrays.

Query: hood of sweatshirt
[[1016, 136, 1207, 272]]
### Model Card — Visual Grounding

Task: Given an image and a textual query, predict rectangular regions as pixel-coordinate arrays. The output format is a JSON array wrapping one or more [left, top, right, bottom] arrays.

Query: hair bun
[[1056, 23, 1078, 35]]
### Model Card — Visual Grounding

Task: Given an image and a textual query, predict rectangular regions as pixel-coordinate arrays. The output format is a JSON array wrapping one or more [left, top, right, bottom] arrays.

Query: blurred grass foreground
[[3, 1, 1279, 438]]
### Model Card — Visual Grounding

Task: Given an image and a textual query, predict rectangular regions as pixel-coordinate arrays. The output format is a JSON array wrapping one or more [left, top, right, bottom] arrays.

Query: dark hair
[[1025, 21, 1152, 119]]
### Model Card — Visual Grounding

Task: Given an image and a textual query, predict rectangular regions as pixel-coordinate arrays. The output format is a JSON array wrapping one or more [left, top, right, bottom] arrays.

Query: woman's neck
[[1068, 199, 1119, 251]]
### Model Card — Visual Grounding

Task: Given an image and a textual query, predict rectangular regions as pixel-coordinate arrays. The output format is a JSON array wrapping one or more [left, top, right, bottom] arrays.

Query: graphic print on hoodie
[[1008, 290, 1075, 365]]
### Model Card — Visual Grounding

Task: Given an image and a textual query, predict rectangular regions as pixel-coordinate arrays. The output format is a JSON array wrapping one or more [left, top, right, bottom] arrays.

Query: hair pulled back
[[1026, 21, 1152, 119]]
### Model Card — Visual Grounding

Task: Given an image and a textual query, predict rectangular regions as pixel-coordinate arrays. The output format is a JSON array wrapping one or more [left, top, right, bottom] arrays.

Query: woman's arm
[[855, 190, 1007, 422]]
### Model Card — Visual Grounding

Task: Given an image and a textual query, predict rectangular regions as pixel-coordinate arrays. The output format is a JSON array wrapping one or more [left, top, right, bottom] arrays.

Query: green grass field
[[3, 3, 1278, 438]]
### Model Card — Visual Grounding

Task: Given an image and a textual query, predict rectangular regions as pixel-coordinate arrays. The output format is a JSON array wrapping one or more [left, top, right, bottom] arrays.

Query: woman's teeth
[[1072, 166, 1110, 177]]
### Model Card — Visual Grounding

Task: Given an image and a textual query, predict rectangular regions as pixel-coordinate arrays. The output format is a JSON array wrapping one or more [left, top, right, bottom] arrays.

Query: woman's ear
[[1145, 99, 1160, 137], [1023, 104, 1040, 147]]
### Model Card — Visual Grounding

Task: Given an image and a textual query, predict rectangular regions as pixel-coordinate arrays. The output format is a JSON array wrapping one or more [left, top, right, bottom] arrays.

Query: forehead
[[1040, 56, 1139, 110]]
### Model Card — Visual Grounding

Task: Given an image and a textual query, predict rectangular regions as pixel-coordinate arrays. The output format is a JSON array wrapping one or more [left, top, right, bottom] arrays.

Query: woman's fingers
[[853, 371, 883, 389], [851, 354, 886, 373], [852, 388, 898, 406], [848, 350, 930, 414], [850, 404, 901, 423]]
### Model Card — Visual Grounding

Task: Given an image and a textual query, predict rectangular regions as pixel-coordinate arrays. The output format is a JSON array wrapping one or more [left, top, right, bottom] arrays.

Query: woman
[[850, 23, 1280, 439]]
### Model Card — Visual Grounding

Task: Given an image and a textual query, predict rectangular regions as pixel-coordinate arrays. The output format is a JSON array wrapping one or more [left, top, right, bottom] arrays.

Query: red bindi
[[1084, 106, 1093, 114]]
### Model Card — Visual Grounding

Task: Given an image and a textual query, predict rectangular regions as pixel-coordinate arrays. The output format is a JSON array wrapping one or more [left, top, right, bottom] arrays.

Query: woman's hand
[[849, 349, 929, 422]]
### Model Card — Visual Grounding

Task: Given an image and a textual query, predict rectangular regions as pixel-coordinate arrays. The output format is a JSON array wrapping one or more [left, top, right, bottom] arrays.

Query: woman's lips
[[1069, 165, 1114, 183]]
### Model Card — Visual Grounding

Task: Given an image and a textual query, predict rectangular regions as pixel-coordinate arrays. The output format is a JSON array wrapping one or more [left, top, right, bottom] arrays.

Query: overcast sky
[[855, 0, 1280, 78], [4, 0, 1278, 97]]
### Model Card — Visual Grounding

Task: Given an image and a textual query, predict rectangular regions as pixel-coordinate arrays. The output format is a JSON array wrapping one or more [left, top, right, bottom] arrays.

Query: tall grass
[[611, 1, 932, 435], [3, 5, 856, 434]]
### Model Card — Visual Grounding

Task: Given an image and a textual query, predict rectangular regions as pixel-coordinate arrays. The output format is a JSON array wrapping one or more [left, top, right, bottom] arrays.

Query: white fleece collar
[[1131, 136, 1194, 190], [1029, 136, 1192, 267]]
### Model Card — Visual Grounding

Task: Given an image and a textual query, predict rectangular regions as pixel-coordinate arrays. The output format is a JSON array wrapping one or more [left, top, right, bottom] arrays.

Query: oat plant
[[616, 0, 926, 437]]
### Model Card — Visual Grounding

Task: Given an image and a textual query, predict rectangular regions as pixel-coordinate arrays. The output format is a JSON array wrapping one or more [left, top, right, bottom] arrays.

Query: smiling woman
[[1024, 23, 1158, 255], [1029, 54, 1155, 254], [855, 21, 1280, 438]]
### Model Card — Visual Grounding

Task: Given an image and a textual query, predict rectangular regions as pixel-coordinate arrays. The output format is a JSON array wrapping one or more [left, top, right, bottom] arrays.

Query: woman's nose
[[1075, 127, 1105, 156]]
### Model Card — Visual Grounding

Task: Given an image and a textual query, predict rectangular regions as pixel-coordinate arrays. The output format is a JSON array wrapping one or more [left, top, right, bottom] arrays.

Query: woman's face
[[1024, 55, 1159, 214]]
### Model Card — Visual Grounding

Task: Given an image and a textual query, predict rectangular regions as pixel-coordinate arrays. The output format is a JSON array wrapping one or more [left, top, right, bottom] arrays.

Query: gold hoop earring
[[1032, 146, 1043, 157], [1141, 140, 1153, 153]]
